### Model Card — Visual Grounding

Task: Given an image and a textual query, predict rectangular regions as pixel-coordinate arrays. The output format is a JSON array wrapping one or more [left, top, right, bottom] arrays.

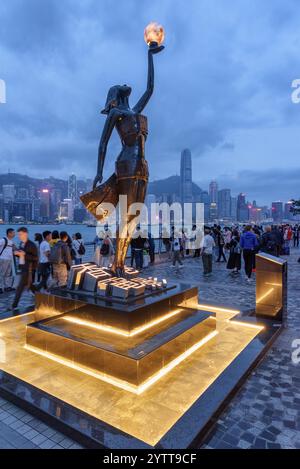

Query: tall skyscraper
[[237, 193, 249, 222], [209, 181, 218, 204], [68, 174, 78, 203], [284, 201, 293, 220], [2, 185, 15, 203], [39, 189, 50, 220], [59, 198, 74, 222], [272, 202, 283, 222], [230, 196, 237, 221], [209, 181, 218, 220], [180, 149, 193, 204], [218, 189, 231, 219], [200, 191, 210, 222]]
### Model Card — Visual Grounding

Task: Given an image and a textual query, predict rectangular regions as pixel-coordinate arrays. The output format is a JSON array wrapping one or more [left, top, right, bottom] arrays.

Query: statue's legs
[[112, 177, 148, 276]]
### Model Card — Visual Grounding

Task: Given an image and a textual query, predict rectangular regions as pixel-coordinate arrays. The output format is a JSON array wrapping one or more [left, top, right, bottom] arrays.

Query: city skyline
[[0, 146, 297, 224], [1, 1, 300, 206], [0, 156, 296, 210]]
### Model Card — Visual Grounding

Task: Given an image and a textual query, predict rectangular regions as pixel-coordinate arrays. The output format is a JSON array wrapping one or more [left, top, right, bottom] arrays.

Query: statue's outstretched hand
[[93, 174, 103, 189], [148, 44, 164, 55]]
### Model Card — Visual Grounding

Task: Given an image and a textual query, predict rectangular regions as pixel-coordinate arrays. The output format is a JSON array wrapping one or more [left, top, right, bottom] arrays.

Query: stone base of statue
[[26, 263, 216, 392], [0, 260, 284, 449]]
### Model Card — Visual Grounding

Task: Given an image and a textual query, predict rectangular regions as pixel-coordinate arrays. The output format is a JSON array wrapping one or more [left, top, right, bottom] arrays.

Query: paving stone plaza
[[0, 247, 299, 450]]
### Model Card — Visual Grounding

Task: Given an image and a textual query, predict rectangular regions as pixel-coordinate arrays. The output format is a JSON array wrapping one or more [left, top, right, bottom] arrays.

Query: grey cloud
[[0, 0, 300, 205], [208, 168, 300, 205]]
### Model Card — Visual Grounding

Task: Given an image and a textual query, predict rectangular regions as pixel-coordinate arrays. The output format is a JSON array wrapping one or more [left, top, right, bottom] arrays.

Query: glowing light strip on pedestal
[[256, 288, 274, 304], [195, 304, 241, 315], [195, 304, 264, 330], [229, 320, 264, 331], [0, 312, 35, 323], [62, 308, 183, 337], [24, 329, 218, 395]]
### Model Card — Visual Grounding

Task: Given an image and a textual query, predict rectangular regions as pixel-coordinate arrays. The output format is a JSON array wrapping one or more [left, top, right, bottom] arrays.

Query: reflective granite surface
[[0, 309, 264, 447], [256, 253, 287, 321], [26, 308, 215, 387]]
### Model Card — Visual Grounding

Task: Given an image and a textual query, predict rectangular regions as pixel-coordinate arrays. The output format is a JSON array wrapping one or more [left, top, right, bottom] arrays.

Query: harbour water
[[0, 224, 98, 244]]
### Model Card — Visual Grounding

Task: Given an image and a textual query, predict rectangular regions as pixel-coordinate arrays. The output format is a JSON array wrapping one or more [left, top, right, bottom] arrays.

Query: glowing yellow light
[[194, 303, 264, 330], [193, 304, 241, 315], [25, 329, 218, 395], [62, 308, 183, 337], [144, 22, 165, 46], [229, 320, 264, 331], [137, 330, 218, 394], [256, 288, 274, 304], [24, 344, 139, 393], [0, 312, 35, 324]]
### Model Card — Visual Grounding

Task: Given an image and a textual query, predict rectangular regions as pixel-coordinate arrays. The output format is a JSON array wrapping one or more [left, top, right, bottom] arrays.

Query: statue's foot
[[111, 266, 126, 278]]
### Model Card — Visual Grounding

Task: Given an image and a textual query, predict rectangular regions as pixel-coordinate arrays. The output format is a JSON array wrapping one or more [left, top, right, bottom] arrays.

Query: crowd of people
[[0, 222, 298, 311], [0, 227, 86, 311], [163, 223, 299, 280]]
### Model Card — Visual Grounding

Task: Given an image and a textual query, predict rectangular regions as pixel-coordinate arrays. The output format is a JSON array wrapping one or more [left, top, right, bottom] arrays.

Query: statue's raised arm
[[133, 44, 164, 114]]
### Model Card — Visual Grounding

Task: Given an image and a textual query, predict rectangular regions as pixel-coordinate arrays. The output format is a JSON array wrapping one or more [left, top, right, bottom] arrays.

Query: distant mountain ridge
[[148, 175, 202, 198], [0, 173, 203, 199], [0, 173, 66, 190]]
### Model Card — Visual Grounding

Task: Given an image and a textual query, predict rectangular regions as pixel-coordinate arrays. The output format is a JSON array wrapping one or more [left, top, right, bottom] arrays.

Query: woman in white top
[[72, 233, 85, 265]]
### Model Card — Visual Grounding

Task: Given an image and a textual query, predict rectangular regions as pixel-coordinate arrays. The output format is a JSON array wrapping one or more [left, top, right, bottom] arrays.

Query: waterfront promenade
[[0, 249, 299, 449]]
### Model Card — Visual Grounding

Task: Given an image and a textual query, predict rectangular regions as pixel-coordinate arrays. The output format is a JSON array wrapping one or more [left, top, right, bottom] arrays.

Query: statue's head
[[101, 85, 132, 114]]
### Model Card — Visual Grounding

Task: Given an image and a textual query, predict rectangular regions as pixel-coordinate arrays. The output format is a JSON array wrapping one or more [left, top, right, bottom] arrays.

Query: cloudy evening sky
[[1, 0, 300, 205]]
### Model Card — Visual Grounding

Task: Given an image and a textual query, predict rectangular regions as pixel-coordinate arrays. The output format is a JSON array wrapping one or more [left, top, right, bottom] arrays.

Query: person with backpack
[[35, 231, 52, 292], [226, 229, 241, 275], [272, 225, 284, 257], [0, 228, 16, 294], [240, 225, 259, 282], [99, 235, 114, 267], [11, 227, 38, 310], [50, 231, 72, 287], [215, 226, 227, 262], [72, 232, 85, 265], [171, 234, 184, 268], [261, 226, 277, 256]]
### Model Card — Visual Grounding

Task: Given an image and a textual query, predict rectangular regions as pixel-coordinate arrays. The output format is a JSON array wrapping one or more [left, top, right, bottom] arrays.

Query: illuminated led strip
[[25, 329, 218, 395], [193, 304, 241, 315], [137, 330, 218, 393], [0, 312, 35, 323], [256, 288, 274, 304], [24, 344, 138, 393], [195, 304, 264, 330], [229, 320, 264, 331], [62, 308, 183, 337]]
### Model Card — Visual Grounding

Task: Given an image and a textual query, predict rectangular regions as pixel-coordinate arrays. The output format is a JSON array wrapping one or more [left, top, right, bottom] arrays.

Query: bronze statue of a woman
[[81, 28, 164, 276]]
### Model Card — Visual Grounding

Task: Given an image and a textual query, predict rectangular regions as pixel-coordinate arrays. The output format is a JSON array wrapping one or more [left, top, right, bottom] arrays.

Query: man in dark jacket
[[50, 231, 72, 287], [12, 227, 38, 310], [272, 226, 284, 257], [131, 227, 145, 270], [261, 226, 277, 256]]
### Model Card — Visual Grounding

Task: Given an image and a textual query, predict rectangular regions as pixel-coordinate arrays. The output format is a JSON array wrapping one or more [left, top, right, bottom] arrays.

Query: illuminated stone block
[[123, 266, 139, 279], [82, 269, 112, 292], [256, 253, 287, 322], [67, 263, 95, 290], [26, 307, 216, 390]]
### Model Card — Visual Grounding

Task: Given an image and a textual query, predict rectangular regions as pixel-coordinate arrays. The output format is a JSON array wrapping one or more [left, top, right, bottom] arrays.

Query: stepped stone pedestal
[[27, 282, 216, 393]]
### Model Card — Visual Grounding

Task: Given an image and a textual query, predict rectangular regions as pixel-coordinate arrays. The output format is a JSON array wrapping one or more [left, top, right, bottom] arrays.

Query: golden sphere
[[144, 22, 165, 46]]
